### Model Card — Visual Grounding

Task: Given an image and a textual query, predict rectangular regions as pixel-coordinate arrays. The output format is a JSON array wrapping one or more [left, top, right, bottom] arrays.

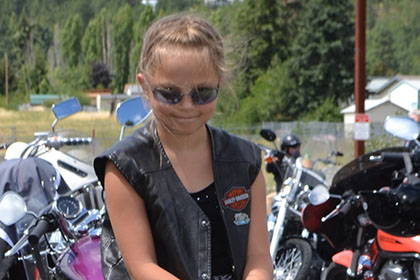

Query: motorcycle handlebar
[[28, 215, 57, 245], [380, 151, 420, 172], [46, 137, 93, 148], [321, 199, 353, 223], [62, 137, 92, 146], [381, 152, 404, 163]]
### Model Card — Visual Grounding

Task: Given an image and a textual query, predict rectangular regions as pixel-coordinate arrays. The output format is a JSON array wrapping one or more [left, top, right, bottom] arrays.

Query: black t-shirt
[[190, 183, 234, 278]]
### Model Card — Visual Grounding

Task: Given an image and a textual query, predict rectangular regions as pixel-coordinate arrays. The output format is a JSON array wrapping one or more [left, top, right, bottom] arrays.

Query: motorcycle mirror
[[52, 97, 81, 120], [260, 129, 277, 142], [0, 191, 27, 226], [116, 97, 152, 140], [51, 97, 82, 132], [384, 116, 420, 141], [308, 185, 330, 206]]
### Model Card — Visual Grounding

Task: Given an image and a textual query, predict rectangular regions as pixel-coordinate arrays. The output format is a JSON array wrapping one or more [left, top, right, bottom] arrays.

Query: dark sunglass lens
[[153, 89, 182, 105], [191, 88, 218, 105]]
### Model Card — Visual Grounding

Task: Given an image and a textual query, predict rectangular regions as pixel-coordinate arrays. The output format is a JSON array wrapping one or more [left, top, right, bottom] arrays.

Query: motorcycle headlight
[[0, 192, 27, 226]]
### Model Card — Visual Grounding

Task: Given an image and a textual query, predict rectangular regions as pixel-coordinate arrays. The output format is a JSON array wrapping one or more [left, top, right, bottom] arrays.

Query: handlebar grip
[[63, 137, 93, 146], [28, 217, 53, 245], [339, 200, 352, 215]]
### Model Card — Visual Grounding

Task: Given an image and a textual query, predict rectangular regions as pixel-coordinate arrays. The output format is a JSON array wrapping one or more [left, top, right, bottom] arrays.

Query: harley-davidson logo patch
[[222, 187, 250, 211]]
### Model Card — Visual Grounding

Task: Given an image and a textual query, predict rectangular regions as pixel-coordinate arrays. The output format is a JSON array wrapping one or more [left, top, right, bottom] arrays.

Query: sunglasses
[[152, 86, 219, 105]]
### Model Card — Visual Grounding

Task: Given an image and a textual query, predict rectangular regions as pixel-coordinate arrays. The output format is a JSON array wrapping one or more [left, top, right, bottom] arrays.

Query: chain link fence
[[1, 121, 405, 168]]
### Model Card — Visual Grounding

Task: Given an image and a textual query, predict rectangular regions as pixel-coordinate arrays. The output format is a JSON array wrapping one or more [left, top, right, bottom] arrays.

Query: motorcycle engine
[[378, 260, 411, 280]]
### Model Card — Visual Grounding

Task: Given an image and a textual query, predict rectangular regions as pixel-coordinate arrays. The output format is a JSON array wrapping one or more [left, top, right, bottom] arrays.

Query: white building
[[341, 76, 420, 137], [341, 76, 420, 124]]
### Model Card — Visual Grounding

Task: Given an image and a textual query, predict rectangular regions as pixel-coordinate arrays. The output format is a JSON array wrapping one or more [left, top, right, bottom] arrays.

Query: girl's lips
[[174, 115, 199, 120]]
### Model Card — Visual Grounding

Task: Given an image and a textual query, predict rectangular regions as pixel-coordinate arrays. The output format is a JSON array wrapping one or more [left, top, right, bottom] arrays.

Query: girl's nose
[[177, 92, 195, 108]]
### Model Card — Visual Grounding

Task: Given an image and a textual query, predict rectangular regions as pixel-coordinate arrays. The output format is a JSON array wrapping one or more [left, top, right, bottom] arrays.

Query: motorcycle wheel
[[321, 262, 347, 280], [273, 238, 312, 280]]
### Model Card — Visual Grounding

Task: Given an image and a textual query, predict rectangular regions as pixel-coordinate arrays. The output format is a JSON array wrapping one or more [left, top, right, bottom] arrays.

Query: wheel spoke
[[274, 246, 303, 280]]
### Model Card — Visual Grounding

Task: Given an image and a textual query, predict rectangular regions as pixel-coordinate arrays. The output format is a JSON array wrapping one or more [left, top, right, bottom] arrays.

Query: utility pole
[[5, 53, 8, 106], [354, 0, 366, 157]]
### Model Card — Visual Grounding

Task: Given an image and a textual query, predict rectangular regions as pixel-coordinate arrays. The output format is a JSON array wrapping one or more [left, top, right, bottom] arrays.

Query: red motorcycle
[[302, 116, 420, 280]]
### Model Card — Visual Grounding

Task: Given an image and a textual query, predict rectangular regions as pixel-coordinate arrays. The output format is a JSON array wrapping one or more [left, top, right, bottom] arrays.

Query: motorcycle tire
[[321, 262, 347, 280], [273, 238, 312, 280]]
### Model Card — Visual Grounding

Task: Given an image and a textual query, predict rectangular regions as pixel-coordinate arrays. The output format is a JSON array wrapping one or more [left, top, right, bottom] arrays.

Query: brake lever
[[321, 199, 353, 223], [5, 234, 29, 257], [321, 207, 340, 222]]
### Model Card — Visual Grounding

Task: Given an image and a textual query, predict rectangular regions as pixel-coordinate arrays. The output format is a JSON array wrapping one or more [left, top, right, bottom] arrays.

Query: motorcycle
[[0, 96, 151, 279], [260, 128, 328, 280], [301, 116, 420, 280], [3, 97, 102, 211]]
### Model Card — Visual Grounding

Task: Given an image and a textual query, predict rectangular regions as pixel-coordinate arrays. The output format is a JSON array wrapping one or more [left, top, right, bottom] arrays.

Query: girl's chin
[[160, 120, 206, 136]]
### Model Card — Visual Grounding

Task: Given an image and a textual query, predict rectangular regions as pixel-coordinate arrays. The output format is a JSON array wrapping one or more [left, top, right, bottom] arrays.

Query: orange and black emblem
[[222, 187, 250, 211]]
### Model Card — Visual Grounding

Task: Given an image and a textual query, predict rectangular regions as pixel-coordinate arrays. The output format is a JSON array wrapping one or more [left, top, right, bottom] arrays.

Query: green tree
[[234, 62, 293, 124], [366, 21, 398, 76], [155, 0, 201, 13], [61, 14, 83, 67], [288, 0, 354, 119], [130, 5, 155, 81], [29, 45, 51, 93], [112, 4, 133, 93], [52, 64, 91, 96], [302, 97, 342, 122], [366, 0, 420, 76], [9, 12, 33, 66], [7, 12, 52, 96], [82, 17, 103, 64], [230, 0, 290, 97], [390, 0, 420, 75]]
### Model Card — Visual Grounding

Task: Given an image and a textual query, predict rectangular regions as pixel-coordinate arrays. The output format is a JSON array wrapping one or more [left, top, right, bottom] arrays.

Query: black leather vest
[[94, 121, 261, 280]]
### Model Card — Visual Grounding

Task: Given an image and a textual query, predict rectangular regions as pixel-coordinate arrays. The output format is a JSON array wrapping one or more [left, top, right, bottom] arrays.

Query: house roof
[[366, 76, 400, 94], [30, 94, 60, 105], [342, 76, 420, 114], [340, 96, 407, 114], [393, 80, 420, 90], [366, 75, 420, 94]]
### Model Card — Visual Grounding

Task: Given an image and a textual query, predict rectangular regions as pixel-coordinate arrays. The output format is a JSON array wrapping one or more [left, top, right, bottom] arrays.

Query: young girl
[[94, 14, 272, 280]]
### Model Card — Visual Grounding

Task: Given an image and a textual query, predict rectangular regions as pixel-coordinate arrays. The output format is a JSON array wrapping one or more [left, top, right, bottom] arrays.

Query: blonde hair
[[139, 14, 225, 80]]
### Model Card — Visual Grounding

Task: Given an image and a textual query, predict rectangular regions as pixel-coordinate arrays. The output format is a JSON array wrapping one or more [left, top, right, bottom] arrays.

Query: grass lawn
[[0, 108, 141, 160]]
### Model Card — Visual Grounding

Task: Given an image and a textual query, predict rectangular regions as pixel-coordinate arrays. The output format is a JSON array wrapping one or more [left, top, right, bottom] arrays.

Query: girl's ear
[[137, 73, 145, 87], [138, 73, 152, 102]]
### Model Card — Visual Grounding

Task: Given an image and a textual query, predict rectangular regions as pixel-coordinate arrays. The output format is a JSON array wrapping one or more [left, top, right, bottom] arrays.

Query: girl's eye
[[165, 87, 178, 93]]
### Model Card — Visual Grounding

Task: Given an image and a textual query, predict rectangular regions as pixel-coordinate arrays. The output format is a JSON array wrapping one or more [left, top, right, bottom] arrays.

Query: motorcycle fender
[[332, 250, 353, 268], [377, 230, 420, 254]]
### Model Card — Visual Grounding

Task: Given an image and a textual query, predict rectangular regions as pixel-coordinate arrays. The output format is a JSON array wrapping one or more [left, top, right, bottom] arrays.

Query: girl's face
[[139, 49, 220, 136]]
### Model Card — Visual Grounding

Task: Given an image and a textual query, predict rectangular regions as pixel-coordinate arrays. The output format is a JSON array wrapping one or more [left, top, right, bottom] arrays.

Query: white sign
[[354, 114, 370, 140]]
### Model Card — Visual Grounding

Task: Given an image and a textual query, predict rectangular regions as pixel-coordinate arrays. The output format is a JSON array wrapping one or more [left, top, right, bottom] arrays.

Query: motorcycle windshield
[[300, 167, 326, 188], [0, 157, 61, 243], [330, 147, 408, 195]]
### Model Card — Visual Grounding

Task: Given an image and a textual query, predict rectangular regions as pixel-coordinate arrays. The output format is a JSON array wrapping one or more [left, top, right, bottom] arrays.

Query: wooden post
[[5, 53, 8, 106], [354, 0, 366, 157]]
